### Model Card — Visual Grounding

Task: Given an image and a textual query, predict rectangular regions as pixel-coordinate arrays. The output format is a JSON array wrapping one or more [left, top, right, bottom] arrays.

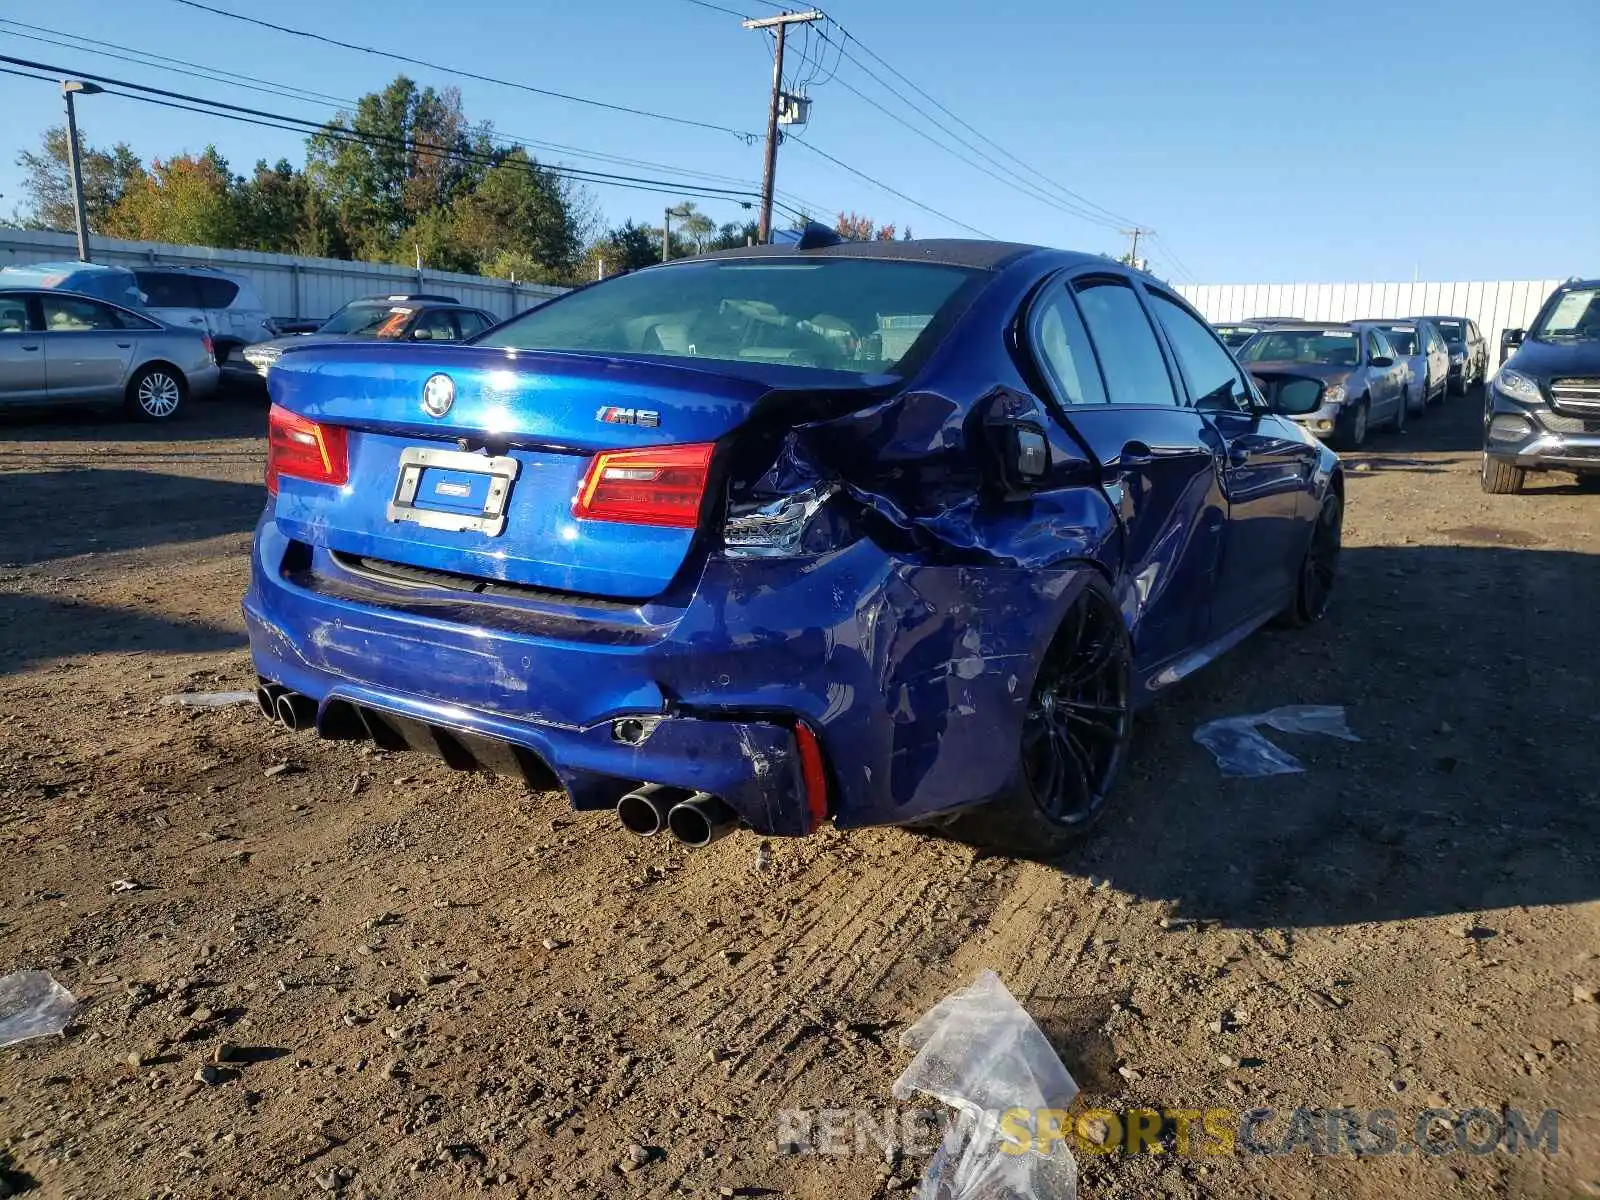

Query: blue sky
[[1, 0, 1595, 283]]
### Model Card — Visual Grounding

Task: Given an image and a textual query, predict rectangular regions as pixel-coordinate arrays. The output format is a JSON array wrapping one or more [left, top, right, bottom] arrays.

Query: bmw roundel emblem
[[422, 373, 455, 418]]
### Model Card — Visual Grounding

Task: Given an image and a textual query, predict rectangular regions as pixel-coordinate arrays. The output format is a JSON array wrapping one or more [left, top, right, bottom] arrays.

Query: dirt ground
[[1, 392, 1597, 1200]]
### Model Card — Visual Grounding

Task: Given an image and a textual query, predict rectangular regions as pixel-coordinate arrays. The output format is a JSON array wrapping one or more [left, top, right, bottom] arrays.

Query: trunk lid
[[267, 343, 863, 598]]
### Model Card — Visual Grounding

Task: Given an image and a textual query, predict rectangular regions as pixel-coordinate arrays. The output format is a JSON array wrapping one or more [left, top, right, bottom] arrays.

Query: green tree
[[450, 148, 581, 281], [582, 220, 660, 278], [13, 126, 144, 234], [305, 77, 485, 260], [233, 158, 311, 253], [703, 219, 759, 252], [669, 201, 716, 254], [105, 148, 241, 246]]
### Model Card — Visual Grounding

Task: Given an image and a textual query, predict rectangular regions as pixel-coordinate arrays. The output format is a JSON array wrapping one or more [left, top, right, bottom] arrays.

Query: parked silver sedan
[[0, 288, 218, 420]]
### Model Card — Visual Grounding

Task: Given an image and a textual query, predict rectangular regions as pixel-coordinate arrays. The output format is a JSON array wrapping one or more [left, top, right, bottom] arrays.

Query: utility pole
[[1119, 227, 1152, 271], [662, 206, 671, 264], [61, 80, 103, 262], [742, 10, 822, 243]]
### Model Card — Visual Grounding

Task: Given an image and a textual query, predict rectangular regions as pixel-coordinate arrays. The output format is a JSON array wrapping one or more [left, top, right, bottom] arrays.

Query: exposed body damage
[[246, 239, 1342, 842]]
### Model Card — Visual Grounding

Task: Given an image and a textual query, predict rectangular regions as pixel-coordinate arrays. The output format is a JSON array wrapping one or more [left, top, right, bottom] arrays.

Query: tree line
[[8, 74, 905, 285]]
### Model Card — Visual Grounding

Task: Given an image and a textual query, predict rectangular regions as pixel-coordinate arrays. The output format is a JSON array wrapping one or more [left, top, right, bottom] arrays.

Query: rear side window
[[1030, 286, 1106, 406], [1071, 278, 1177, 406], [1149, 292, 1250, 411], [137, 271, 202, 308], [42, 296, 123, 331], [196, 276, 240, 308]]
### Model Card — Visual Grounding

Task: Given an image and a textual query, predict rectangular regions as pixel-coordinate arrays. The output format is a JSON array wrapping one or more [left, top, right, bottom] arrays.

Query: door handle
[[116, 341, 132, 349], [20, 344, 40, 352], [189, 317, 205, 324], [1121, 441, 1155, 466], [1228, 446, 1251, 467]]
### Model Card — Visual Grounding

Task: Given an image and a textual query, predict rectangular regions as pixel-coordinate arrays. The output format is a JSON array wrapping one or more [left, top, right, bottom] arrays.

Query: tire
[[1573, 473, 1600, 492], [126, 365, 186, 421], [952, 577, 1133, 855], [1449, 370, 1465, 398], [1480, 453, 1525, 495], [1279, 491, 1342, 628], [1335, 397, 1369, 450]]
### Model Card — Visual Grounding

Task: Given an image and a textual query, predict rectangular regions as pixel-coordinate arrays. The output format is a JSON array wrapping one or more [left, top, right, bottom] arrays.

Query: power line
[[823, 16, 1140, 231], [672, 0, 752, 17], [0, 52, 810, 217], [1150, 234, 1199, 284], [161, 0, 757, 141], [785, 139, 994, 239]]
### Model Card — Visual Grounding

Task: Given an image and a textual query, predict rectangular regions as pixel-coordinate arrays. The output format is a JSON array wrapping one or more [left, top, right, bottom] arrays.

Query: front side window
[[0, 296, 32, 333], [1369, 329, 1395, 360], [42, 296, 123, 332], [1239, 329, 1360, 367], [477, 258, 984, 376], [1150, 292, 1251, 411], [456, 310, 490, 339], [1030, 286, 1107, 406], [1071, 277, 1177, 406]]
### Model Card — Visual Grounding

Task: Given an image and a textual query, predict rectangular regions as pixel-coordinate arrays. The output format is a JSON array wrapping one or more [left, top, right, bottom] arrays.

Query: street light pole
[[61, 80, 103, 263]]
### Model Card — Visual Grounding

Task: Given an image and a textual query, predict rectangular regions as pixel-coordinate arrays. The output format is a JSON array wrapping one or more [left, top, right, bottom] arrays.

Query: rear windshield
[[319, 302, 415, 336], [1239, 329, 1360, 366], [476, 258, 984, 375], [1376, 326, 1417, 354], [1433, 320, 1464, 344]]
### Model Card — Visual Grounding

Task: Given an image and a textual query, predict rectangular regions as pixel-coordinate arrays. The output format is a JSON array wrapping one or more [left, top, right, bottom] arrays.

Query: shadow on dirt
[[0, 470, 263, 565], [0, 390, 265, 444], [0, 593, 245, 675], [929, 541, 1600, 931]]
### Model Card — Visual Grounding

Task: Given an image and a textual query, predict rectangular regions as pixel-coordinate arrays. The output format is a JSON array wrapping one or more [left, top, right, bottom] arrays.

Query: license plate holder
[[388, 446, 520, 536]]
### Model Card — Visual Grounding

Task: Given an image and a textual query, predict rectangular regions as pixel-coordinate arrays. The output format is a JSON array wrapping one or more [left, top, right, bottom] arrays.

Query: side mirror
[[1370, 355, 1394, 368], [1503, 328, 1525, 347]]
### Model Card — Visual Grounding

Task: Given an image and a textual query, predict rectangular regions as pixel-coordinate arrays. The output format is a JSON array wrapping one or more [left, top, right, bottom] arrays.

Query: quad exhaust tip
[[666, 792, 739, 849], [274, 690, 317, 732], [616, 783, 685, 837]]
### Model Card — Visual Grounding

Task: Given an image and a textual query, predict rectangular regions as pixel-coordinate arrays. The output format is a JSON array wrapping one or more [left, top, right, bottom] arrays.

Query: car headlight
[[1492, 368, 1543, 405], [1322, 384, 1346, 406]]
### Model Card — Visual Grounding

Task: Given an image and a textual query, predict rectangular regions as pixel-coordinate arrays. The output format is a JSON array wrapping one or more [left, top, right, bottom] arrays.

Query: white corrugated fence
[[1176, 280, 1565, 368], [0, 228, 566, 321]]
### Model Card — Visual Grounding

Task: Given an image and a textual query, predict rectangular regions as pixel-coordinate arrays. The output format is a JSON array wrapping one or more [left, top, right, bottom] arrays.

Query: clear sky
[[1, 0, 1595, 283]]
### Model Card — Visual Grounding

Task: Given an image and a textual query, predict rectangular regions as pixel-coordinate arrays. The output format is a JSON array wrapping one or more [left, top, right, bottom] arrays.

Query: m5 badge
[[596, 406, 660, 428]]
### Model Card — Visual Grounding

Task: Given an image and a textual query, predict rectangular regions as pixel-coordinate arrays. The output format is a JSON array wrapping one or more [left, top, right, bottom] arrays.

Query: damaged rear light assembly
[[723, 482, 838, 558], [266, 404, 349, 496], [572, 442, 714, 528]]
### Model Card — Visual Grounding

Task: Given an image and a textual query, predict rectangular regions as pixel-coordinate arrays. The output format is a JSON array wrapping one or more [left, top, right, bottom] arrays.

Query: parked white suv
[[132, 266, 275, 381]]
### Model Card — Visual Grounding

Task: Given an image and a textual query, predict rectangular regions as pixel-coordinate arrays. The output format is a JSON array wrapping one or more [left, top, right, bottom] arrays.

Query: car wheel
[[954, 577, 1133, 854], [1480, 453, 1525, 495], [1572, 472, 1600, 492], [1335, 398, 1369, 450], [1280, 491, 1342, 627], [126, 365, 186, 421]]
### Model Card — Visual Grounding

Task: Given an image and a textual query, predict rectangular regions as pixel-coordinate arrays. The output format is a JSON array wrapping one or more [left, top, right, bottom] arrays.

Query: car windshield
[[318, 302, 415, 337], [1433, 320, 1465, 345], [476, 258, 983, 374], [1533, 287, 1600, 340], [1216, 327, 1257, 348], [1239, 329, 1360, 366], [1376, 326, 1417, 354]]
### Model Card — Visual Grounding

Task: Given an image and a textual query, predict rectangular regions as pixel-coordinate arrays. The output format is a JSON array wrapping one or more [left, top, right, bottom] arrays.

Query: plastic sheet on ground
[[1193, 704, 1359, 777], [0, 971, 78, 1048], [893, 970, 1078, 1200], [161, 691, 256, 708]]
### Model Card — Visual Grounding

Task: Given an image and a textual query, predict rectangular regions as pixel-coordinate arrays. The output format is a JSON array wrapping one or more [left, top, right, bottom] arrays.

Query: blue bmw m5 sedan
[[245, 236, 1343, 852]]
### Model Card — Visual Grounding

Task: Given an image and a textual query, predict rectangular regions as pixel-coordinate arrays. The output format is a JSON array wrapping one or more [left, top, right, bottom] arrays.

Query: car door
[[40, 295, 137, 401], [1423, 323, 1449, 396], [1365, 328, 1401, 420], [455, 309, 492, 340], [0, 293, 48, 404], [403, 308, 461, 342], [1146, 286, 1316, 631], [136, 270, 208, 334], [1038, 272, 1227, 678]]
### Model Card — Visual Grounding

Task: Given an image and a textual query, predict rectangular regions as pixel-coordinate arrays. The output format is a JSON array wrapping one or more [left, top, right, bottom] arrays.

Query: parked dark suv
[[1414, 315, 1486, 395], [1481, 279, 1600, 494]]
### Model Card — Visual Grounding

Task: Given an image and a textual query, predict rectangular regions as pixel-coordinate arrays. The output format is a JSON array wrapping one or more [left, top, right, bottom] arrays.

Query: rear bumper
[[189, 364, 221, 399], [243, 514, 1088, 835]]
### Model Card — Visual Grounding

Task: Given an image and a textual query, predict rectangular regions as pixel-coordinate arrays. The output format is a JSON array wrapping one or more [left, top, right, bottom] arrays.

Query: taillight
[[266, 404, 348, 496], [202, 334, 215, 362], [572, 442, 713, 528]]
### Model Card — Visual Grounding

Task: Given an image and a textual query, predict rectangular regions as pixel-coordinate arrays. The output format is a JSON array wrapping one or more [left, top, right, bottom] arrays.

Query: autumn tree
[[834, 211, 908, 242], [105, 149, 241, 246]]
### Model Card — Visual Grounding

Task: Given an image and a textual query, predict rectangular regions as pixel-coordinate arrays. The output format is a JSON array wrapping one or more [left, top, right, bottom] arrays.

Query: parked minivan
[[131, 266, 275, 378]]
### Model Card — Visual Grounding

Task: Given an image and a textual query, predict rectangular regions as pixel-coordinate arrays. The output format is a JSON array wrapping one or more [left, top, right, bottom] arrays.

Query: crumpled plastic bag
[[161, 691, 256, 708], [893, 970, 1078, 1200], [0, 970, 78, 1047], [1193, 704, 1359, 777]]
